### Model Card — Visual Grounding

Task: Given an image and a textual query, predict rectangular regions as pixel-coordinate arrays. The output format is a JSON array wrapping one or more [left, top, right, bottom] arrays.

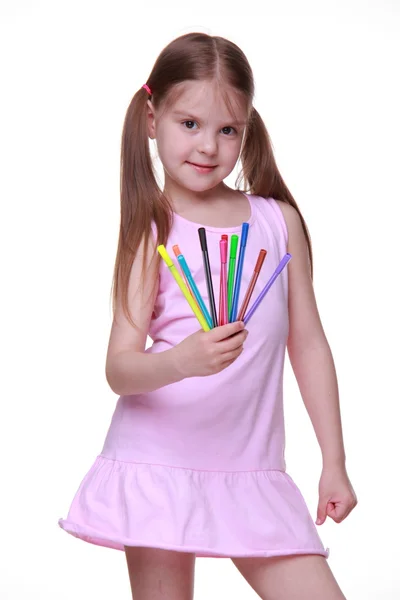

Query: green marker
[[227, 234, 238, 321]]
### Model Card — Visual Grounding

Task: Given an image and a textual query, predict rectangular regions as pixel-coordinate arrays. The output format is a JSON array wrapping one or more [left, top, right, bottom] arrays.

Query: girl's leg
[[231, 554, 346, 600], [124, 546, 196, 600]]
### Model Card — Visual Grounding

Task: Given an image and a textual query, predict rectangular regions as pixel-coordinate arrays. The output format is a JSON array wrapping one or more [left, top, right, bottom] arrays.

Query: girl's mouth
[[186, 161, 217, 173]]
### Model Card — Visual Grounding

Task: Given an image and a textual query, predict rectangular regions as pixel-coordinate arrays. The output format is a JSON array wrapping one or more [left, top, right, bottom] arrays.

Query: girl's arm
[[105, 235, 184, 396], [277, 200, 346, 468]]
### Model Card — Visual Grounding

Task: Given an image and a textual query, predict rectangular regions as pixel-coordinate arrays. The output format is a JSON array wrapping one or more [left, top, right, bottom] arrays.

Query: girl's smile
[[185, 160, 218, 174]]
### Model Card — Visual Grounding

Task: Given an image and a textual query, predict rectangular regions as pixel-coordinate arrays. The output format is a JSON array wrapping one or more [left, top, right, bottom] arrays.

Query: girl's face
[[147, 80, 248, 196]]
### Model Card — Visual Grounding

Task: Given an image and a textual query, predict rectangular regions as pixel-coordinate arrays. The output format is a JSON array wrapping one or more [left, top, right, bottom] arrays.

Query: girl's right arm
[[105, 234, 179, 395], [105, 236, 248, 396]]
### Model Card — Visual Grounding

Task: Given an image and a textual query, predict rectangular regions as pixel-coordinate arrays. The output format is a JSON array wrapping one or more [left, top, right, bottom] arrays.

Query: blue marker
[[177, 254, 213, 329], [229, 222, 249, 322]]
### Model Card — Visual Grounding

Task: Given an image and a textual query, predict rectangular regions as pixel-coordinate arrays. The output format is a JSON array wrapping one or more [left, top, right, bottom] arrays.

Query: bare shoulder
[[273, 199, 309, 264], [274, 199, 326, 351], [274, 199, 310, 271], [274, 199, 303, 234]]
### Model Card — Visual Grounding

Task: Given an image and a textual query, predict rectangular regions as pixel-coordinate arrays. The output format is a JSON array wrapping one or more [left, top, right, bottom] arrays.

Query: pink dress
[[59, 194, 329, 559]]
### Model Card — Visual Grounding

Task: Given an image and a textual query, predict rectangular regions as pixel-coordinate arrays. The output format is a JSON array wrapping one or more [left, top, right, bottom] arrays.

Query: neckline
[[172, 191, 255, 233]]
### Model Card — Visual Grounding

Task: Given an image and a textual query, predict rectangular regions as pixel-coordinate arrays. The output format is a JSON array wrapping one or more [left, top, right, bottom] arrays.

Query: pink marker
[[219, 235, 228, 325], [219, 238, 228, 325]]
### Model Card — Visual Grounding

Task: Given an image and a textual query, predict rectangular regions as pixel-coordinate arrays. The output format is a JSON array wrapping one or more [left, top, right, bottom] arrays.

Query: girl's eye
[[183, 121, 198, 129], [182, 122, 236, 135], [221, 126, 237, 135]]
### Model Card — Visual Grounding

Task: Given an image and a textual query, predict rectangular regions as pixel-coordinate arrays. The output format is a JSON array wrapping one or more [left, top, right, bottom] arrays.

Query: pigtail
[[238, 107, 314, 279], [112, 87, 172, 327]]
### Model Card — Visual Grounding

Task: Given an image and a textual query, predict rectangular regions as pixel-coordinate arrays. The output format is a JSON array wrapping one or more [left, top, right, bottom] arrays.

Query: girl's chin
[[166, 174, 221, 193]]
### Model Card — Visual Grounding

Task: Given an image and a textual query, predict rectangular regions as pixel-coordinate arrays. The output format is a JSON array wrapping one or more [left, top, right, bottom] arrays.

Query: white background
[[1, 0, 399, 598]]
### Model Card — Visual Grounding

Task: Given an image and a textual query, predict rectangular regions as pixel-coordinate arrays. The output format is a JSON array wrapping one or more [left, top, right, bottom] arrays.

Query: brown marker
[[237, 249, 267, 322]]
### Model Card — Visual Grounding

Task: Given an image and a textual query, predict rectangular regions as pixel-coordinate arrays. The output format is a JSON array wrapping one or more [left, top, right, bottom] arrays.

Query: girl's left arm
[[277, 200, 357, 525]]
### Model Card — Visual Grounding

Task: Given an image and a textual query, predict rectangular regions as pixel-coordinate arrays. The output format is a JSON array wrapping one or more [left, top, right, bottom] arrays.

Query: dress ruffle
[[59, 455, 329, 559]]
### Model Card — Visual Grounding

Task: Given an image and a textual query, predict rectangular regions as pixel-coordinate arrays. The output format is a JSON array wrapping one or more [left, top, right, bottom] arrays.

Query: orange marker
[[172, 245, 199, 306], [237, 249, 267, 322]]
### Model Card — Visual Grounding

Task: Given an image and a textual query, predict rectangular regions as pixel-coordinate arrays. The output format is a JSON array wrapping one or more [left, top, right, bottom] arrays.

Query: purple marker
[[243, 253, 292, 325]]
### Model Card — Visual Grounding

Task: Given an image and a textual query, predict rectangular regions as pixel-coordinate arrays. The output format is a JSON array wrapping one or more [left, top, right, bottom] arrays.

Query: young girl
[[59, 32, 357, 599]]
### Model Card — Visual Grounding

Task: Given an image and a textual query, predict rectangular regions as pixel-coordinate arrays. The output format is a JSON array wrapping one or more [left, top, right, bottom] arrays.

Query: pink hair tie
[[142, 83, 152, 95]]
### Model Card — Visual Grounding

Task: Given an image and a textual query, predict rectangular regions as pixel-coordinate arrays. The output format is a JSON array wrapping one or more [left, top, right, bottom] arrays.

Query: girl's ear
[[146, 100, 156, 139]]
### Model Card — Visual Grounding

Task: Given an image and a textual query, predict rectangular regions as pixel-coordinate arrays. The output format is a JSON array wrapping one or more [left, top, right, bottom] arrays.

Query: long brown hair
[[113, 32, 313, 327]]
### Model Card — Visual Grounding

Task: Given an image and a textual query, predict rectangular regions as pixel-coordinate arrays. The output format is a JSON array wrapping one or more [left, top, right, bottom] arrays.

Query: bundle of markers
[[158, 222, 291, 332]]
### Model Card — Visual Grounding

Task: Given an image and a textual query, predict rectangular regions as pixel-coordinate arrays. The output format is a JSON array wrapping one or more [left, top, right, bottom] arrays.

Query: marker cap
[[157, 245, 173, 267], [255, 249, 267, 272], [220, 239, 228, 263], [276, 253, 292, 273], [198, 228, 208, 251], [230, 235, 239, 259], [172, 245, 181, 258], [240, 222, 249, 247]]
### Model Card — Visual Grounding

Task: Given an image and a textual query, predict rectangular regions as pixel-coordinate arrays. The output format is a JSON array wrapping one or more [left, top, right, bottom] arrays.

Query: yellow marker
[[157, 244, 210, 332]]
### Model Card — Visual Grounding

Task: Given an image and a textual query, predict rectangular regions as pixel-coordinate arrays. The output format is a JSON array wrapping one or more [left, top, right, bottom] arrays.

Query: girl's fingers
[[220, 347, 243, 364], [327, 499, 356, 523], [209, 320, 245, 341], [218, 330, 248, 353]]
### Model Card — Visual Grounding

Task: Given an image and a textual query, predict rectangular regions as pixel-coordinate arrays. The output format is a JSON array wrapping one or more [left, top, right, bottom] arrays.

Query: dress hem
[[58, 519, 330, 560]]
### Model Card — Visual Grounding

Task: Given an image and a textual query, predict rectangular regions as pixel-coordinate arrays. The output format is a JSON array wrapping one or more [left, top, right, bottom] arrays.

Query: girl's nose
[[198, 132, 218, 155]]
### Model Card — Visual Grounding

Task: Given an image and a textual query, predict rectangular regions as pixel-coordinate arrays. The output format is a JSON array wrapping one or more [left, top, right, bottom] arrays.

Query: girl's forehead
[[166, 80, 248, 122]]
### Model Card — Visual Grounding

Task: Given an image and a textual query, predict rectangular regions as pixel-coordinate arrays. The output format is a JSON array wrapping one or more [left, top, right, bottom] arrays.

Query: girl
[[59, 32, 357, 600]]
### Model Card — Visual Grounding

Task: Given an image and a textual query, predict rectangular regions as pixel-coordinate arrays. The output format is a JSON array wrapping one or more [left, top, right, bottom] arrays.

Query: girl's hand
[[316, 464, 358, 525], [171, 321, 248, 378]]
